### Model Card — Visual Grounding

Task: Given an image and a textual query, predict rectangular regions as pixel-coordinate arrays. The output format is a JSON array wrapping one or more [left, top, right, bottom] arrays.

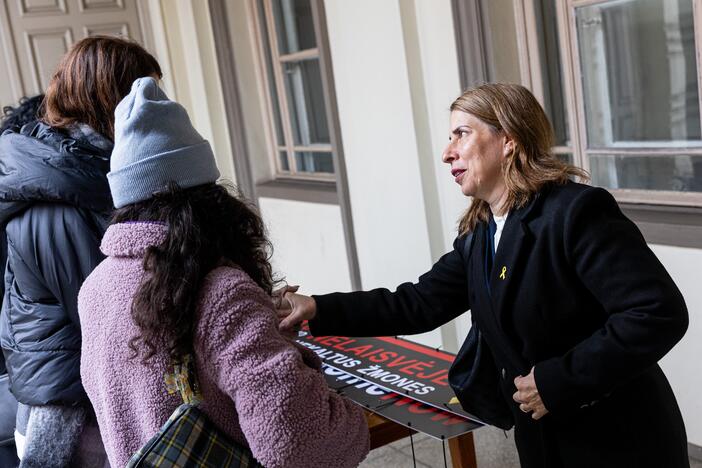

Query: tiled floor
[[360, 426, 519, 468], [360, 433, 453, 468], [360, 427, 702, 468]]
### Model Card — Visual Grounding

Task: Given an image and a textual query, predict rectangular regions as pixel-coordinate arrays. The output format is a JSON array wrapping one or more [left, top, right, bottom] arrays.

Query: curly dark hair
[[1, 94, 45, 134], [112, 182, 276, 364]]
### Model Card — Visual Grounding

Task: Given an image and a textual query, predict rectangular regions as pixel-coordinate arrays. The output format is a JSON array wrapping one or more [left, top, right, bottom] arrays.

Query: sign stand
[[366, 411, 478, 468]]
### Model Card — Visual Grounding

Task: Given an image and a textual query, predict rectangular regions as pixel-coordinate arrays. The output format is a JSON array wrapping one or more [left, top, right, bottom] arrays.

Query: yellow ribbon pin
[[499, 266, 507, 280]]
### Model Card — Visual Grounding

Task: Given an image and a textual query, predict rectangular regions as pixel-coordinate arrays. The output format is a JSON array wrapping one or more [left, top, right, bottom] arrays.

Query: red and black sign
[[295, 327, 484, 430], [320, 363, 482, 440]]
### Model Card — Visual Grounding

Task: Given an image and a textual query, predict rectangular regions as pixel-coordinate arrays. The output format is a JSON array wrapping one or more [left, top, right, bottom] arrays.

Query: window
[[522, 0, 702, 207], [253, 0, 336, 180]]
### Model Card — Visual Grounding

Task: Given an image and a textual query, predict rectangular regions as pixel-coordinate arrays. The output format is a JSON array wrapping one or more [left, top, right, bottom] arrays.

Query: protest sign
[[295, 328, 484, 426], [320, 362, 482, 440]]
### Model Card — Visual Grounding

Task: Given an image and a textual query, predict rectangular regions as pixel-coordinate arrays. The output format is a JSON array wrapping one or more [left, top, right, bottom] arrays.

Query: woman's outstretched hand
[[277, 291, 317, 332], [272, 284, 299, 309]]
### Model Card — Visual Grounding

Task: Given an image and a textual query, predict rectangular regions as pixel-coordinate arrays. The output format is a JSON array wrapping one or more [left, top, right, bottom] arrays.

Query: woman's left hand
[[513, 367, 549, 420]]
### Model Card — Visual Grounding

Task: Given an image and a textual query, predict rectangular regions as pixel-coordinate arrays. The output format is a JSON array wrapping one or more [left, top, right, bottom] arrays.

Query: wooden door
[[0, 0, 153, 108]]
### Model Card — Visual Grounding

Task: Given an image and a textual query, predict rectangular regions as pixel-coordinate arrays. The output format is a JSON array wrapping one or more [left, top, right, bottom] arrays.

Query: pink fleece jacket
[[78, 222, 369, 468]]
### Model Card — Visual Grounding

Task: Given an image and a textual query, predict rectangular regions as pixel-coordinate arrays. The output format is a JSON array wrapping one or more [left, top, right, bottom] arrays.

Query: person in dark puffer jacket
[[0, 36, 162, 468], [0, 94, 44, 468]]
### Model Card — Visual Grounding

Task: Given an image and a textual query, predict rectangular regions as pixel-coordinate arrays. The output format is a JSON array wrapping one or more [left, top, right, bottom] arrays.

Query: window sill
[[619, 202, 702, 249], [256, 178, 338, 205]]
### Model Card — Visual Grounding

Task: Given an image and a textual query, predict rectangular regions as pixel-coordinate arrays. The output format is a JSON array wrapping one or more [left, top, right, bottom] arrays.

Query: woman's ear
[[503, 136, 515, 158]]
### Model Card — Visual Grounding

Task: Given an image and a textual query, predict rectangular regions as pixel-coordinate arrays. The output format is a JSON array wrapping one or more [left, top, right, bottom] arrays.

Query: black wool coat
[[310, 181, 689, 468]]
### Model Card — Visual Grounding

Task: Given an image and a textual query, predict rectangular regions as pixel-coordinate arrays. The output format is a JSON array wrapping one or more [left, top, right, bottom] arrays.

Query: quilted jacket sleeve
[[5, 203, 104, 327]]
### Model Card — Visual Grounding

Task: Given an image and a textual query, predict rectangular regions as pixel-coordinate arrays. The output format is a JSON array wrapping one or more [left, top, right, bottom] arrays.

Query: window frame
[[447, 0, 702, 247], [239, 0, 362, 288], [519, 0, 702, 207], [250, 0, 337, 182]]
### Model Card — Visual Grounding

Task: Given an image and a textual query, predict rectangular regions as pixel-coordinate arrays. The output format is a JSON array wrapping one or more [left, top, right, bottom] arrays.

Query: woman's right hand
[[277, 292, 317, 331]]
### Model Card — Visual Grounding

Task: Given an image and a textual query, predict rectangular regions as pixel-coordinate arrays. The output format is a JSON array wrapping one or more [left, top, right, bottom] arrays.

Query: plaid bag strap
[[164, 354, 203, 405]]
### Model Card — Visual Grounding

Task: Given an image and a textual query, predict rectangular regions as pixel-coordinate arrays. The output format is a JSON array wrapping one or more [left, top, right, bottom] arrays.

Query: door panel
[[25, 28, 73, 90], [0, 0, 147, 107]]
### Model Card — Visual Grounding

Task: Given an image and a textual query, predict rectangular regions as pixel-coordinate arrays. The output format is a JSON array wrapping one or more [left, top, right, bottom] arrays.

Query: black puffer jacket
[[0, 122, 112, 405]]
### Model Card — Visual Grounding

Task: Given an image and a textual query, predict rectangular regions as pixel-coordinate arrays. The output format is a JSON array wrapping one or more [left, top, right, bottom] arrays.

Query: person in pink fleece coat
[[77, 77, 369, 468]]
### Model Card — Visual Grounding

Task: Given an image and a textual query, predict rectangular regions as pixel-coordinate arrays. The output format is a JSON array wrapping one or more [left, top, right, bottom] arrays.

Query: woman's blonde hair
[[452, 83, 588, 235]]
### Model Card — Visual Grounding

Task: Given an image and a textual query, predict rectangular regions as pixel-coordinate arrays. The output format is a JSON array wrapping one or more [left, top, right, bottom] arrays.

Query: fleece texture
[[20, 405, 108, 468], [78, 222, 369, 468]]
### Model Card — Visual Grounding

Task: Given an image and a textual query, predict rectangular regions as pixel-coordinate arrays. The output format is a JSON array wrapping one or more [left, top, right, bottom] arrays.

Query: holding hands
[[513, 367, 549, 420]]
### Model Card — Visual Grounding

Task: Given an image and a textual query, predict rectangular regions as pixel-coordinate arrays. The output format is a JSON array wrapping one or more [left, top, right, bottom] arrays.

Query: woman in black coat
[[0, 37, 161, 467], [278, 83, 689, 468]]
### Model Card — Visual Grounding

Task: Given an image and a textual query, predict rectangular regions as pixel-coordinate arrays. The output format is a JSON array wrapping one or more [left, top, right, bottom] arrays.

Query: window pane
[[295, 151, 334, 173], [279, 151, 290, 171], [257, 0, 285, 145], [556, 153, 573, 165], [272, 0, 316, 55], [284, 59, 330, 146], [591, 154, 702, 192], [576, 0, 701, 147], [534, 0, 569, 146]]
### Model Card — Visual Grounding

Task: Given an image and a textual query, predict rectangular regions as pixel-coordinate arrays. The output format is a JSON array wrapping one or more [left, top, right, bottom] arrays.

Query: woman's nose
[[442, 145, 456, 164]]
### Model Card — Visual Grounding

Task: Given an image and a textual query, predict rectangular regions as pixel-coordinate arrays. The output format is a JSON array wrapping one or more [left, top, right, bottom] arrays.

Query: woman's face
[[442, 110, 512, 204]]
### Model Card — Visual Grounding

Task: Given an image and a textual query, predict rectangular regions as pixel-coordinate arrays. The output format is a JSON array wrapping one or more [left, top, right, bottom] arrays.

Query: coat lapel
[[472, 222, 492, 309], [490, 211, 530, 326], [469, 193, 545, 375], [490, 191, 545, 310], [469, 222, 527, 374]]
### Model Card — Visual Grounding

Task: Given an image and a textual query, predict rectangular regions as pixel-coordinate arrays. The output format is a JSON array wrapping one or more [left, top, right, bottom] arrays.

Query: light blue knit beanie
[[108, 77, 220, 208]]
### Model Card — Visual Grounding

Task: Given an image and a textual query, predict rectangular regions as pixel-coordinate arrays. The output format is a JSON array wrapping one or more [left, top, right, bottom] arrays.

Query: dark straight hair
[[43, 36, 162, 140]]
